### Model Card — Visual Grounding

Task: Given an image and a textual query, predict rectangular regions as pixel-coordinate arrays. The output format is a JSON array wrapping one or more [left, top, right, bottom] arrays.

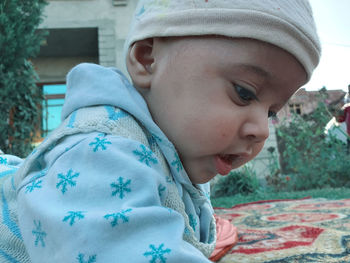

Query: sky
[[305, 0, 350, 92]]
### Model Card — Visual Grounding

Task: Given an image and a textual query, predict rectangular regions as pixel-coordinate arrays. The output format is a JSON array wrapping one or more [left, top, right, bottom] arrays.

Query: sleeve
[[17, 133, 212, 263], [336, 108, 345, 122]]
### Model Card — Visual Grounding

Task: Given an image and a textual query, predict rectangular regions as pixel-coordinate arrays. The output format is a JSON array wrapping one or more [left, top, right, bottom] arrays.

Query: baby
[[1, 0, 321, 262]]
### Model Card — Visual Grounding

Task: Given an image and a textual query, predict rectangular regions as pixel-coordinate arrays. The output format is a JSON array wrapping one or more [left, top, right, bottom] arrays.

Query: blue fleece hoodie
[[14, 63, 216, 262]]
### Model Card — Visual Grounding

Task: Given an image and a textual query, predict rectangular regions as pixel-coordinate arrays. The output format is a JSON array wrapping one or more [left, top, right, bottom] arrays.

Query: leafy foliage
[[0, 0, 47, 157], [275, 89, 350, 191], [211, 165, 262, 198], [264, 146, 285, 191]]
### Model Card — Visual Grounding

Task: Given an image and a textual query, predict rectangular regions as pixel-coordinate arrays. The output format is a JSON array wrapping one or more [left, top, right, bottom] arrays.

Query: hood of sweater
[[61, 63, 148, 122], [61, 63, 212, 210]]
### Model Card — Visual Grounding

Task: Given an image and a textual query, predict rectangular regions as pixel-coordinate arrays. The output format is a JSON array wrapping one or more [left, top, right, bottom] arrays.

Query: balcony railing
[[113, 0, 127, 6]]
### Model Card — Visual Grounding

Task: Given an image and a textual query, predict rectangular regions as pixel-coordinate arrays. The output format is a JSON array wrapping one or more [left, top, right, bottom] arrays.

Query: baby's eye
[[234, 84, 258, 103], [268, 110, 277, 119]]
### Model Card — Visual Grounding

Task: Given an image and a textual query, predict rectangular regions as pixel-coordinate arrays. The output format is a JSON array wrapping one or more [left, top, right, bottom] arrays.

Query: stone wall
[[34, 0, 138, 82], [35, 0, 280, 180], [246, 120, 279, 181]]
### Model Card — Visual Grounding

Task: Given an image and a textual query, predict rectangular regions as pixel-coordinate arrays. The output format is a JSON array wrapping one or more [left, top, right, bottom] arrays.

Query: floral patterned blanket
[[214, 198, 350, 262]]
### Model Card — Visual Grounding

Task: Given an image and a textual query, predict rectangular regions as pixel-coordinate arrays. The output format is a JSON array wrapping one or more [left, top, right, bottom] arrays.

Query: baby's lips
[[214, 155, 234, 175], [215, 152, 251, 175]]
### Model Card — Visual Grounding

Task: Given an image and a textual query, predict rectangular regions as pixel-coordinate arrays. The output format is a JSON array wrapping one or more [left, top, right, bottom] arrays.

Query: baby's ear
[[126, 39, 154, 89]]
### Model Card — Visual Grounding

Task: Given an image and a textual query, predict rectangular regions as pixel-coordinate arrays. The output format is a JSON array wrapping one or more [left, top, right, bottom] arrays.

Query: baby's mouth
[[214, 154, 238, 175]]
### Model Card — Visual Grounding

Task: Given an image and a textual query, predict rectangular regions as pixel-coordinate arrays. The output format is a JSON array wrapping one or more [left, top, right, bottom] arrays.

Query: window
[[289, 103, 302, 115], [113, 0, 128, 6], [42, 84, 66, 137]]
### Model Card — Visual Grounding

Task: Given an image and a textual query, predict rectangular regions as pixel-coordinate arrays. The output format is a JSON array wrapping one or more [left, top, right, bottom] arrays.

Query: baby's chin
[[184, 154, 254, 184], [187, 168, 217, 185]]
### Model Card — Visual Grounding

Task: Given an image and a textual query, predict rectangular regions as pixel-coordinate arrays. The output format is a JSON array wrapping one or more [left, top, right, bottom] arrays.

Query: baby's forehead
[[151, 36, 284, 60], [157, 36, 306, 86]]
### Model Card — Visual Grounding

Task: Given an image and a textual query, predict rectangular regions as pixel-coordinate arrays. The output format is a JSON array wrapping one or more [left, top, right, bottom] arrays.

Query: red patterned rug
[[214, 198, 350, 262]]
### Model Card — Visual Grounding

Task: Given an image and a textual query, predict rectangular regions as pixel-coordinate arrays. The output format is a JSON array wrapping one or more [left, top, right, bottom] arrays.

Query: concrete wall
[[248, 120, 279, 181], [36, 0, 279, 179], [35, 0, 138, 82]]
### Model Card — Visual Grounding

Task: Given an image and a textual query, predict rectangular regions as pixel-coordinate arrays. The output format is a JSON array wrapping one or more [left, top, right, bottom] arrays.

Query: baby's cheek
[[219, 130, 230, 139], [237, 144, 265, 169], [252, 142, 265, 158]]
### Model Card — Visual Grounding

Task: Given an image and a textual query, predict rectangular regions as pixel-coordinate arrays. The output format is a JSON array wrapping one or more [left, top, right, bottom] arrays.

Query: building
[[277, 88, 346, 120], [33, 0, 137, 138], [33, 1, 345, 181]]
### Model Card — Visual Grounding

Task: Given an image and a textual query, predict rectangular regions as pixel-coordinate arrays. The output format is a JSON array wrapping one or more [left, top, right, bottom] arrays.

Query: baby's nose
[[240, 113, 269, 143]]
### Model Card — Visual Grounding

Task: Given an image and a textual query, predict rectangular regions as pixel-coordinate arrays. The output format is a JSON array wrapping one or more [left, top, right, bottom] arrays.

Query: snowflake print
[[105, 106, 128, 121], [184, 226, 191, 236], [189, 214, 197, 232], [25, 180, 42, 193], [171, 152, 183, 172], [158, 184, 166, 197], [32, 220, 47, 247], [111, 177, 131, 199], [165, 208, 173, 214], [89, 137, 112, 152], [147, 135, 157, 146], [151, 133, 162, 143], [143, 243, 171, 263], [67, 110, 77, 128], [0, 157, 7, 164], [133, 144, 158, 167], [147, 133, 163, 148], [63, 211, 85, 226], [165, 176, 173, 184], [56, 169, 80, 194], [104, 208, 132, 227], [77, 253, 96, 263]]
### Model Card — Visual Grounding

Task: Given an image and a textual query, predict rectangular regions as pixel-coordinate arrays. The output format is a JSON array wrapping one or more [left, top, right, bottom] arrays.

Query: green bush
[[0, 0, 47, 157], [276, 89, 350, 191], [211, 165, 262, 198]]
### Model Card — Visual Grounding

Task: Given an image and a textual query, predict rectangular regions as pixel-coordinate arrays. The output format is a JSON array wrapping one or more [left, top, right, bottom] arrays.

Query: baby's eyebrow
[[235, 63, 271, 79]]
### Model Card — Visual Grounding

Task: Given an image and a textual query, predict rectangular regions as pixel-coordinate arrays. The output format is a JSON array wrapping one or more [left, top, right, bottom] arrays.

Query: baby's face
[[144, 37, 307, 184]]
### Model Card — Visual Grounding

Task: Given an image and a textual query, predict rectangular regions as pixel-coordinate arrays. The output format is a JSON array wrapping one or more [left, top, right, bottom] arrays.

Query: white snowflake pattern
[[0, 157, 7, 164], [158, 184, 166, 197], [63, 211, 85, 226], [76, 253, 96, 263], [165, 176, 173, 184], [89, 137, 112, 152], [105, 106, 128, 121], [133, 144, 158, 167], [111, 177, 131, 199], [104, 208, 132, 227], [189, 214, 197, 232], [171, 152, 183, 172], [143, 243, 171, 263], [32, 220, 47, 247], [25, 180, 42, 193], [56, 169, 80, 194]]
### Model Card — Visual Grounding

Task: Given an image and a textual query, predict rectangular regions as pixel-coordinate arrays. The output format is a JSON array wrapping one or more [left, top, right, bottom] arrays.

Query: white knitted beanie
[[125, 0, 321, 79]]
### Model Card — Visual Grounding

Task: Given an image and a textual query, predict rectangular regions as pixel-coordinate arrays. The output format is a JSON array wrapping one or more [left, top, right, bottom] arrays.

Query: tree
[[0, 0, 47, 157], [276, 89, 350, 191]]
